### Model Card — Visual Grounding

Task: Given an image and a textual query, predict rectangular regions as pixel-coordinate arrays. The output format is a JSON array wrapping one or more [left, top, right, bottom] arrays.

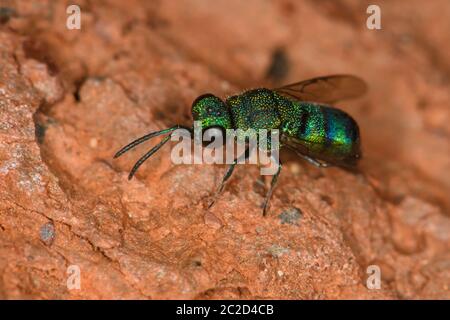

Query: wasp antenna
[[127, 134, 172, 180], [114, 125, 183, 159]]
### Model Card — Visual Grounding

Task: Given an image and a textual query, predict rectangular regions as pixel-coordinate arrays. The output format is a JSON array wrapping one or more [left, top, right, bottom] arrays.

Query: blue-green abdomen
[[279, 99, 361, 163]]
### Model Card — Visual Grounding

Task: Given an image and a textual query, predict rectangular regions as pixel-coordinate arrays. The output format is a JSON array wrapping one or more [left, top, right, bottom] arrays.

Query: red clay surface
[[0, 0, 448, 299]]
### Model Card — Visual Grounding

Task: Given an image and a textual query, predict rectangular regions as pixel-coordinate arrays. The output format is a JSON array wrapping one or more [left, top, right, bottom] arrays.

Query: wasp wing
[[274, 74, 367, 104]]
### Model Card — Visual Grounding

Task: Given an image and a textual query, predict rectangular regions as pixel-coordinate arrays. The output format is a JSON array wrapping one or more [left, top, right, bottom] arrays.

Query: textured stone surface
[[0, 0, 448, 299]]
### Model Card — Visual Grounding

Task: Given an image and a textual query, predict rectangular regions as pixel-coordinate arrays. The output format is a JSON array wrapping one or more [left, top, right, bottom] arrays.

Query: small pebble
[[268, 244, 290, 258], [204, 212, 223, 229], [278, 207, 302, 225], [89, 138, 98, 148], [289, 163, 301, 175], [40, 222, 55, 245]]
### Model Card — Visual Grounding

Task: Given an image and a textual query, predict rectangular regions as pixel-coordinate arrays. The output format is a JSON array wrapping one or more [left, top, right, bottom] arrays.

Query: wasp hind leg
[[285, 145, 330, 168], [300, 155, 330, 168], [262, 162, 282, 217]]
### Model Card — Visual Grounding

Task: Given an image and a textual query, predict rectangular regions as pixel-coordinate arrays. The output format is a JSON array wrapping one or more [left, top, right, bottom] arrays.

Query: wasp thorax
[[191, 94, 232, 130]]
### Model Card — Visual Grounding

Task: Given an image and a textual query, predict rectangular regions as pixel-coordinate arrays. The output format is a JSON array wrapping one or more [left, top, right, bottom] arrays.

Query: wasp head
[[191, 94, 232, 132]]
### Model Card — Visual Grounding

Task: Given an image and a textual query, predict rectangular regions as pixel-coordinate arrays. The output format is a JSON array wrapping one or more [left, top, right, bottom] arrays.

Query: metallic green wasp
[[114, 74, 367, 216]]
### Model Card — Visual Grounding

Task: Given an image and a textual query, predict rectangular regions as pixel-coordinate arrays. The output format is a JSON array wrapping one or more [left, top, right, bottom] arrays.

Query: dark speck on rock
[[35, 122, 47, 144], [40, 222, 55, 245], [265, 47, 290, 83], [278, 207, 302, 225], [0, 7, 17, 24], [193, 260, 202, 267]]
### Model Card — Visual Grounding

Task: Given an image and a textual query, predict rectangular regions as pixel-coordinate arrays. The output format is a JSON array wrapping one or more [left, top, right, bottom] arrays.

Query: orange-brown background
[[0, 0, 448, 299]]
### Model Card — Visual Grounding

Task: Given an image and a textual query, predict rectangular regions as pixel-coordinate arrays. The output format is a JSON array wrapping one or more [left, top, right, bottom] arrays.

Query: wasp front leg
[[208, 146, 251, 209]]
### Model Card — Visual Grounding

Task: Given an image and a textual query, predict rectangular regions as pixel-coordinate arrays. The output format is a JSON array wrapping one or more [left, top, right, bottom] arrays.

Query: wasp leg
[[300, 154, 330, 168], [208, 146, 251, 209], [262, 162, 282, 216], [285, 145, 330, 168]]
